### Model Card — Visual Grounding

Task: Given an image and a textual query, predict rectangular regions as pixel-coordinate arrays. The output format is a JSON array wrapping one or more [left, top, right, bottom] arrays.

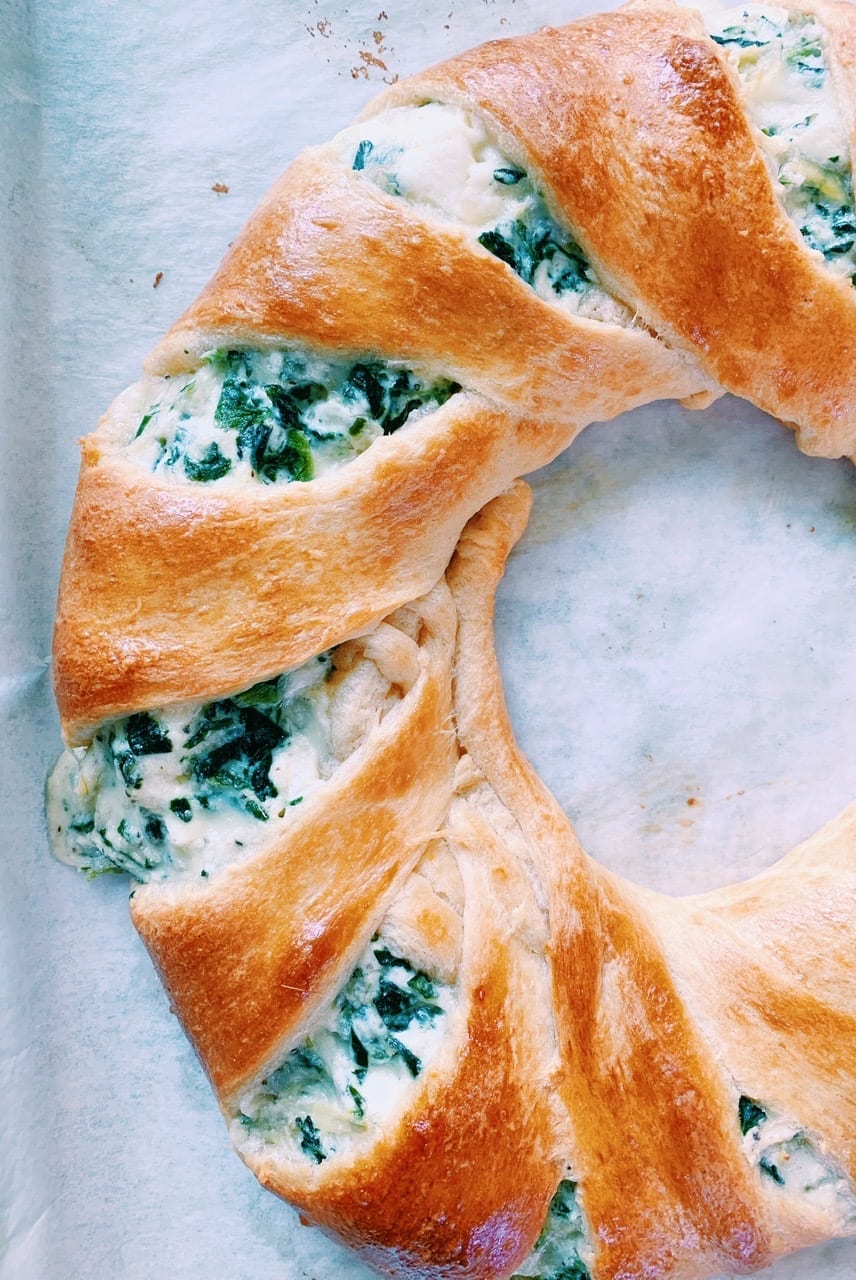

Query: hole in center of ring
[[496, 396, 856, 896]]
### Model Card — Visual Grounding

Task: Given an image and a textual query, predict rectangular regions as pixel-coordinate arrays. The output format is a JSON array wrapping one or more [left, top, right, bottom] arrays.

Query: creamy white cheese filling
[[46, 652, 335, 883], [122, 347, 459, 488], [739, 1096, 856, 1220], [232, 937, 453, 1163], [704, 4, 856, 281], [337, 102, 636, 327]]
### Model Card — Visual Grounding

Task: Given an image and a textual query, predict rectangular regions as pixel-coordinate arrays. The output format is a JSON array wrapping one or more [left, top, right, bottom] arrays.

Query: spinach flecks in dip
[[739, 1094, 768, 1135], [738, 1094, 856, 1216], [232, 939, 451, 1161], [125, 348, 460, 486], [46, 652, 334, 882], [512, 1179, 592, 1280], [341, 102, 634, 327], [477, 219, 593, 301], [706, 5, 856, 282]]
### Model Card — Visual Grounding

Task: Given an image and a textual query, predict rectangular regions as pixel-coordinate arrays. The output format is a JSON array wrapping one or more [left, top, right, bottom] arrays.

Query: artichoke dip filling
[[706, 5, 856, 281], [232, 938, 452, 1162], [124, 347, 460, 486], [46, 652, 335, 882], [512, 1178, 593, 1280], [738, 1095, 856, 1218], [339, 102, 635, 327]]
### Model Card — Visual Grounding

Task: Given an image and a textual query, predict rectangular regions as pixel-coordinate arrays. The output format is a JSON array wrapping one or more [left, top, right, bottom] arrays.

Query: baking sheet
[[1, 0, 854, 1276]]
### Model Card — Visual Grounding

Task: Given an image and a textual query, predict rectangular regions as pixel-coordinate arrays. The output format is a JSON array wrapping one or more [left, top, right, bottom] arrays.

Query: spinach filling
[[739, 1094, 768, 1136], [47, 653, 333, 882], [513, 1179, 591, 1280], [132, 348, 460, 486], [739, 1095, 786, 1185], [352, 132, 598, 303], [181, 682, 291, 823], [738, 1093, 855, 1203], [477, 216, 592, 298], [790, 163, 856, 264], [708, 9, 856, 281], [236, 940, 449, 1160]]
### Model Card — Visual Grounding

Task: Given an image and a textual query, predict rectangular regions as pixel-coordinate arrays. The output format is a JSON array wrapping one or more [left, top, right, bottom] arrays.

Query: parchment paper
[[1, 1, 854, 1277]]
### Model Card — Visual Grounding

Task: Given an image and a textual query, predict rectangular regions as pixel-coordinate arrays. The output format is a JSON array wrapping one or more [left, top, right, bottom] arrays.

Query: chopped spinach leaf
[[348, 1084, 365, 1120], [739, 1096, 767, 1135], [117, 817, 140, 845], [375, 975, 442, 1032], [113, 748, 142, 790], [345, 363, 387, 420], [513, 1179, 591, 1280], [268, 1045, 329, 1093], [344, 362, 458, 434], [479, 227, 520, 273], [233, 678, 283, 710], [169, 797, 193, 823], [135, 410, 156, 438], [350, 1028, 369, 1076], [125, 712, 173, 756], [185, 698, 288, 819], [262, 424, 314, 483], [296, 1114, 326, 1164], [493, 165, 525, 185], [389, 1036, 421, 1077], [352, 139, 373, 170], [183, 441, 232, 482], [710, 29, 769, 48], [143, 812, 167, 843], [760, 1156, 786, 1186], [786, 33, 824, 82], [374, 945, 413, 970]]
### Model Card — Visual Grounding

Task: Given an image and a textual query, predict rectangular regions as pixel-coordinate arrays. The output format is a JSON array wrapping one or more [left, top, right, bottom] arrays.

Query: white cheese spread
[[232, 937, 453, 1163], [122, 347, 459, 487], [338, 102, 636, 328], [46, 652, 335, 883], [704, 5, 856, 281]]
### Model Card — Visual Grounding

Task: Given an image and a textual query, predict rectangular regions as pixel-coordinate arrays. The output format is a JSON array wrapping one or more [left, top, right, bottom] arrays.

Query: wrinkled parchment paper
[[2, 1, 854, 1276]]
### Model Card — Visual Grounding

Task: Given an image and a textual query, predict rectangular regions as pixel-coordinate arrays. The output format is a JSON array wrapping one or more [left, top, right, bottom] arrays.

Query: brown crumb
[[211, 182, 230, 195], [686, 796, 697, 806], [152, 271, 163, 289]]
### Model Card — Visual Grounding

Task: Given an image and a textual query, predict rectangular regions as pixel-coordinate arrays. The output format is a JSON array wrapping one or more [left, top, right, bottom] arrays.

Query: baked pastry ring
[[47, 2, 856, 1278], [53, 0, 856, 742]]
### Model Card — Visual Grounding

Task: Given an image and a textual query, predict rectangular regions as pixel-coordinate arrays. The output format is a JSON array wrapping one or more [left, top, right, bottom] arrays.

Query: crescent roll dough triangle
[[47, 3, 855, 1279]]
